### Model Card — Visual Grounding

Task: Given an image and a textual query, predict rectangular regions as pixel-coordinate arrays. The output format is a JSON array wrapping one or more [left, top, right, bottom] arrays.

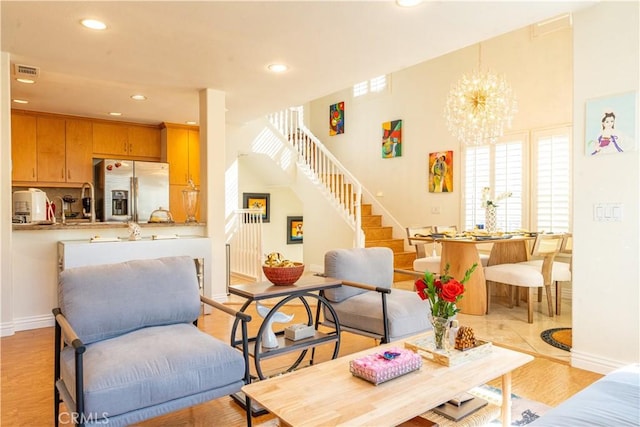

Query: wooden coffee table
[[242, 337, 533, 426]]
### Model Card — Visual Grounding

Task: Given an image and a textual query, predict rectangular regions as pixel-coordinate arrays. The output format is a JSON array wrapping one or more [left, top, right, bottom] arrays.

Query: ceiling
[[1, 1, 595, 127]]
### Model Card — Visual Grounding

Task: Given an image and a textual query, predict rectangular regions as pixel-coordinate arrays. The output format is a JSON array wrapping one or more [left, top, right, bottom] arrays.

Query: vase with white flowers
[[481, 187, 512, 233]]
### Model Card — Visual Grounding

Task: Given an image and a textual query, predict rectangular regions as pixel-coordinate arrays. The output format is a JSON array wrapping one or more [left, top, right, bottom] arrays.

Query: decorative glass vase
[[431, 316, 450, 350], [485, 205, 497, 233]]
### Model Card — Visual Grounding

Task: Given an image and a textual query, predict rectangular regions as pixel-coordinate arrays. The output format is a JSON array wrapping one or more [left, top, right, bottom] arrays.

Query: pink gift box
[[349, 347, 423, 385]]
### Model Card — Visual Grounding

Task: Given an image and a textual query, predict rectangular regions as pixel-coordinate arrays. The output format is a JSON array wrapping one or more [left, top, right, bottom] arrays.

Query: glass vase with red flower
[[415, 262, 478, 350]]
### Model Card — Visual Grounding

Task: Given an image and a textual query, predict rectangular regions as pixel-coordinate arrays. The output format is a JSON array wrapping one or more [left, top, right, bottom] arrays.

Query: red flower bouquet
[[415, 262, 478, 319]]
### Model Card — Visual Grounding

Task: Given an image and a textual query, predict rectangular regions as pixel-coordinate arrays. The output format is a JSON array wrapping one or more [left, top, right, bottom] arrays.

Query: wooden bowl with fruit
[[262, 252, 305, 285]]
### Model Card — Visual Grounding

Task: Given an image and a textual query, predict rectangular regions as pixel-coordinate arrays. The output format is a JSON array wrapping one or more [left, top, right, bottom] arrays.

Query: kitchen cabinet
[[36, 116, 66, 183], [93, 122, 161, 160], [11, 112, 37, 182], [64, 119, 93, 184], [128, 126, 161, 159], [11, 112, 94, 186], [162, 123, 200, 223]]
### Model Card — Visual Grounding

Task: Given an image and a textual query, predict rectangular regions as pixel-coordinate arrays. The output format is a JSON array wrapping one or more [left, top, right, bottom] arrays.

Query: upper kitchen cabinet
[[36, 116, 67, 182], [11, 112, 37, 182], [65, 119, 94, 184], [128, 125, 161, 159], [161, 123, 200, 186], [11, 111, 94, 187], [93, 122, 161, 161]]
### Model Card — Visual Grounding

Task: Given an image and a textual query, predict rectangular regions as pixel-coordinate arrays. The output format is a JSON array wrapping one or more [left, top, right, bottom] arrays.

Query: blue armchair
[[53, 256, 252, 426]]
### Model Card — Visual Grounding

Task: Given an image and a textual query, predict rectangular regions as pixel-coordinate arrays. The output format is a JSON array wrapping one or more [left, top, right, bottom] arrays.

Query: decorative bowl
[[263, 263, 305, 285]]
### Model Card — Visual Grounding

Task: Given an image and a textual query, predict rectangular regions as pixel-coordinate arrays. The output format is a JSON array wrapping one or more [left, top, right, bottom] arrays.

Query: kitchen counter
[[13, 221, 206, 231]]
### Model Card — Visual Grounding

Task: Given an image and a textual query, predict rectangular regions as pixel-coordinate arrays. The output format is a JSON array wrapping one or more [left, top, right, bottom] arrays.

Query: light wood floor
[[2, 302, 602, 427]]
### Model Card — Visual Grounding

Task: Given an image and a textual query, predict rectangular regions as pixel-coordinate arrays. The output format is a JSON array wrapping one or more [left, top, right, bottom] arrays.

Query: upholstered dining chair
[[319, 247, 431, 343], [406, 225, 441, 274], [483, 234, 564, 323], [519, 232, 572, 315]]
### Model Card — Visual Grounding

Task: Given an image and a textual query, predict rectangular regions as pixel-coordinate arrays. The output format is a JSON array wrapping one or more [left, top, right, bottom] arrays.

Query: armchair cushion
[[58, 256, 200, 345], [323, 247, 393, 302], [323, 290, 431, 341], [59, 323, 245, 418]]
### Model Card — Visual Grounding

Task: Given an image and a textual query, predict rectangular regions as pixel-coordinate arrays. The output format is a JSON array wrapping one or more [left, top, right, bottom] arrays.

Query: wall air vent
[[13, 64, 40, 79], [531, 13, 572, 38]]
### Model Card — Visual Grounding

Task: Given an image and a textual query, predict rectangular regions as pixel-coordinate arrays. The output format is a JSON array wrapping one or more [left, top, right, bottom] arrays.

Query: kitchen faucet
[[80, 182, 96, 223], [54, 195, 66, 225]]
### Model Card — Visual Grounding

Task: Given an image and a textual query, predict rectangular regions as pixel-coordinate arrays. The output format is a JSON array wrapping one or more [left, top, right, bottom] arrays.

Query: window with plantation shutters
[[464, 146, 490, 230], [463, 134, 526, 231], [463, 126, 571, 233], [533, 127, 571, 233]]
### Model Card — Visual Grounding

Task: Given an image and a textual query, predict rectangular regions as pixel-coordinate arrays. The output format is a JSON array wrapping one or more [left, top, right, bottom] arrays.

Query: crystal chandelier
[[444, 47, 517, 145]]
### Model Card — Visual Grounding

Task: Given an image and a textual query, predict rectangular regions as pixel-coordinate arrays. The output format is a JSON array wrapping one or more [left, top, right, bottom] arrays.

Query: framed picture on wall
[[287, 216, 303, 244], [382, 119, 402, 158], [585, 91, 637, 156], [329, 101, 345, 136], [428, 151, 453, 193], [242, 193, 270, 223]]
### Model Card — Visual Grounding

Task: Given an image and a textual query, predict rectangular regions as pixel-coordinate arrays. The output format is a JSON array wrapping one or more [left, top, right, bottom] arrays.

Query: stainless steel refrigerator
[[95, 159, 169, 223]]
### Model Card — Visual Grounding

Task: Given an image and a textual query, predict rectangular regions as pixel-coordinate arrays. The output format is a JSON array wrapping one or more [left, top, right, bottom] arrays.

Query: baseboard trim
[[571, 349, 627, 375], [1, 314, 54, 336], [1, 322, 16, 337]]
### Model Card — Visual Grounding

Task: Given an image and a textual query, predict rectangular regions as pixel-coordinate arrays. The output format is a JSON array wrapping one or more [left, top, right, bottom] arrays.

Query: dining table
[[411, 235, 534, 315]]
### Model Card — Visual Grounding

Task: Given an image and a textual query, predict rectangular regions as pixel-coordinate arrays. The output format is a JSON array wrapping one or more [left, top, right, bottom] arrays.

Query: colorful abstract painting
[[428, 151, 453, 193], [329, 101, 345, 135], [381, 119, 402, 158]]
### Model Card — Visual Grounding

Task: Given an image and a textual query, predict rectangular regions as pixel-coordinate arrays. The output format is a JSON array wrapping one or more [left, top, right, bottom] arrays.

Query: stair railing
[[229, 209, 264, 280], [268, 107, 364, 247]]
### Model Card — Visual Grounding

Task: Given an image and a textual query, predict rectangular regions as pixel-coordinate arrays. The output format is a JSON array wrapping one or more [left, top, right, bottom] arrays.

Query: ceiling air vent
[[13, 64, 40, 79]]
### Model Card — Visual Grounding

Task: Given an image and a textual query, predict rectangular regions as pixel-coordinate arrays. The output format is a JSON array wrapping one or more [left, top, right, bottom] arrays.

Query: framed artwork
[[287, 216, 303, 244], [329, 101, 345, 136], [242, 192, 270, 223], [382, 119, 402, 158], [585, 91, 637, 156], [428, 151, 453, 193]]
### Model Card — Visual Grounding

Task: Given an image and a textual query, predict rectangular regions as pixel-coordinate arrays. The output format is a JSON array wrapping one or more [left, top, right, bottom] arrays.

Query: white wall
[[307, 24, 572, 230], [571, 1, 640, 373]]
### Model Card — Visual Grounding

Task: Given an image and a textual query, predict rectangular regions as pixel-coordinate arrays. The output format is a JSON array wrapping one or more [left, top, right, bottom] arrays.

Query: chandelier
[[444, 47, 517, 145]]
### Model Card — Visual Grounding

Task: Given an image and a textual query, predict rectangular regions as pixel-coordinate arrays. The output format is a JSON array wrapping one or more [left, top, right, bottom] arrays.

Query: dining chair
[[483, 233, 564, 323], [519, 232, 572, 315], [406, 225, 441, 274]]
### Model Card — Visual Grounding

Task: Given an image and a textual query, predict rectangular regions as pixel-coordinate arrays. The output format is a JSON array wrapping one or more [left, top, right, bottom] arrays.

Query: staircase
[[267, 107, 415, 282], [360, 203, 417, 282]]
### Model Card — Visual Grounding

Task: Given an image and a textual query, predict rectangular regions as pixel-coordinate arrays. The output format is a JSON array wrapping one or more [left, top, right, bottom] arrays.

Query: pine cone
[[455, 326, 476, 350]]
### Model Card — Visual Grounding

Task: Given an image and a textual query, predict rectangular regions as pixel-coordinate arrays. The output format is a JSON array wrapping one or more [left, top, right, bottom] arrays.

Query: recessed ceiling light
[[268, 63, 288, 73], [81, 19, 107, 30], [16, 78, 35, 84], [130, 94, 147, 101], [396, 0, 423, 7], [109, 112, 122, 116], [185, 121, 197, 125], [12, 99, 29, 104]]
